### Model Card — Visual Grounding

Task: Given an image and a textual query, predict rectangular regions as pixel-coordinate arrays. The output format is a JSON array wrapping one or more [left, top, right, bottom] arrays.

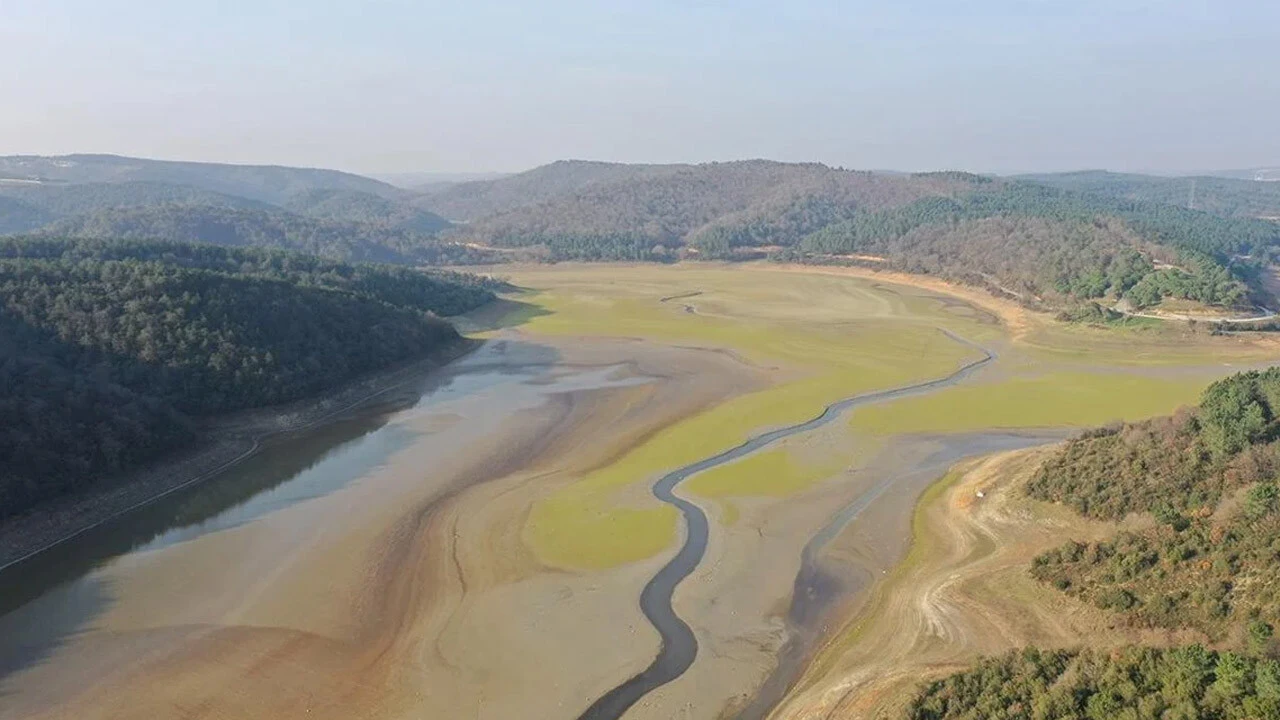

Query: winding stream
[[576, 330, 996, 720]]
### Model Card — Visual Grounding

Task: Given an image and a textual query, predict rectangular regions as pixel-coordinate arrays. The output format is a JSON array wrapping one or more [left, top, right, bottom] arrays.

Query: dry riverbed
[[0, 336, 765, 720], [4, 263, 1274, 720]]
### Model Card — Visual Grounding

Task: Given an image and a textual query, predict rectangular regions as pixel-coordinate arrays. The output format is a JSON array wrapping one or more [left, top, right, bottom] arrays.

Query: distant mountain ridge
[[424, 160, 1279, 312], [4, 153, 1280, 313], [1016, 170, 1280, 220], [414, 159, 691, 220], [0, 154, 401, 204], [41, 203, 455, 264], [1210, 167, 1280, 182], [0, 154, 456, 262]]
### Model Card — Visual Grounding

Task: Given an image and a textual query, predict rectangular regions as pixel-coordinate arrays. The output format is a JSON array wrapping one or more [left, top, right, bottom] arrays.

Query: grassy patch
[[525, 495, 677, 570], [685, 449, 842, 498], [493, 265, 1268, 571], [507, 268, 986, 570], [850, 371, 1208, 435]]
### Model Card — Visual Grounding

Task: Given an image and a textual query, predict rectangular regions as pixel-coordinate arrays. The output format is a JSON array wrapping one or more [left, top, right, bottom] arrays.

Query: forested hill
[[1027, 369, 1280, 643], [438, 160, 1279, 311], [444, 160, 971, 244], [0, 238, 496, 519], [283, 188, 452, 233], [6, 155, 1279, 313], [1017, 170, 1280, 221], [0, 155, 449, 248], [906, 370, 1280, 719], [414, 159, 689, 221], [0, 154, 400, 205], [40, 203, 468, 265], [910, 646, 1280, 720]]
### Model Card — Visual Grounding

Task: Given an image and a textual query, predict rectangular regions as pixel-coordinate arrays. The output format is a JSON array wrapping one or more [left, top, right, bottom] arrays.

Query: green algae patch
[[525, 494, 678, 571], [685, 449, 841, 498], [498, 264, 1260, 571], [850, 371, 1208, 435]]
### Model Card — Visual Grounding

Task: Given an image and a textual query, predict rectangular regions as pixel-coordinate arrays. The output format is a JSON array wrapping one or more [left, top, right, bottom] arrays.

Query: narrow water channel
[[577, 330, 1000, 720]]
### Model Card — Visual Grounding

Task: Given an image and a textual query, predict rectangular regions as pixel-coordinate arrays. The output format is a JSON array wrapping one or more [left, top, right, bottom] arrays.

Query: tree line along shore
[[902, 369, 1280, 719], [5, 156, 1280, 321], [0, 237, 499, 521]]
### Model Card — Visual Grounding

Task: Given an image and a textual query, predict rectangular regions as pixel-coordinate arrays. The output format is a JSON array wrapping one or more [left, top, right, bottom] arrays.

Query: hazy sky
[[2, 0, 1277, 175]]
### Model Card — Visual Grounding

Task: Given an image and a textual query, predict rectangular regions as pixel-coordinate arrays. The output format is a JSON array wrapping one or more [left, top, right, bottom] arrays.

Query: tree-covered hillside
[[798, 182, 1274, 309], [1027, 370, 1280, 643], [456, 161, 973, 253], [438, 161, 1278, 310], [415, 159, 688, 221], [284, 188, 452, 233], [5, 156, 1278, 313], [1018, 170, 1280, 221], [0, 238, 495, 518], [908, 371, 1280, 720], [910, 646, 1280, 720], [0, 195, 51, 235], [0, 181, 273, 234], [40, 203, 466, 264], [0, 154, 400, 205]]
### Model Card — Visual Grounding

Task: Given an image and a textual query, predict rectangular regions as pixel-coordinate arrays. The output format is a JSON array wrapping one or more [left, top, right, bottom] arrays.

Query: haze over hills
[[370, 171, 511, 191], [1016, 170, 1280, 220], [4, 153, 1280, 313], [413, 159, 689, 221], [0, 154, 401, 204], [1211, 167, 1280, 183], [40, 204, 455, 264], [423, 159, 1280, 312], [0, 154, 458, 262]]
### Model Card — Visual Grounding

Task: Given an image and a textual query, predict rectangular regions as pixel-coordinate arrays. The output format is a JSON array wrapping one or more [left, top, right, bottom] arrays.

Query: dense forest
[[1025, 370, 1280, 643], [0, 181, 273, 233], [5, 155, 1279, 312], [0, 238, 495, 518], [427, 161, 1277, 310], [797, 183, 1271, 309], [0, 195, 51, 235], [283, 188, 452, 233], [906, 370, 1280, 719], [413, 159, 689, 221], [457, 161, 970, 250], [1019, 170, 1280, 221], [909, 646, 1280, 720], [0, 154, 400, 205], [40, 203, 471, 264]]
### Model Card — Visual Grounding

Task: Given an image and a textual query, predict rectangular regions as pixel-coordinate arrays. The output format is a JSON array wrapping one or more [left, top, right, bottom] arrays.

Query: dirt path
[[769, 448, 1178, 720]]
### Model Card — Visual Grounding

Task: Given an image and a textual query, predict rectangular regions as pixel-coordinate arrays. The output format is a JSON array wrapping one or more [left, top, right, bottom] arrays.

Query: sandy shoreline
[[765, 446, 1199, 720], [0, 334, 770, 720], [0, 338, 481, 571], [6, 262, 1265, 720]]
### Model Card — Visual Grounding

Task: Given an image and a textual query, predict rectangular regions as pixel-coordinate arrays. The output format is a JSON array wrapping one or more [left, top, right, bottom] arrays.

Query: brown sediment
[[0, 335, 768, 720], [750, 263, 1038, 340], [768, 448, 1202, 720]]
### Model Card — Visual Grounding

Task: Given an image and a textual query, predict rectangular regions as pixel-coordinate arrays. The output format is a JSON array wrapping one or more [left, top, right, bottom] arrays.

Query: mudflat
[[0, 336, 764, 720], [3, 263, 1275, 720]]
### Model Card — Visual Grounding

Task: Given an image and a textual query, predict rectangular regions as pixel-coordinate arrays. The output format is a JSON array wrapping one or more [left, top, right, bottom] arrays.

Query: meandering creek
[[1, 329, 1059, 720], [577, 330, 1063, 720]]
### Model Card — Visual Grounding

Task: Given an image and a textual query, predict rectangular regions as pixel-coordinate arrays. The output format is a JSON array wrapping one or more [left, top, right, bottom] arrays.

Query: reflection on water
[[0, 339, 648, 686], [0, 408, 412, 677]]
